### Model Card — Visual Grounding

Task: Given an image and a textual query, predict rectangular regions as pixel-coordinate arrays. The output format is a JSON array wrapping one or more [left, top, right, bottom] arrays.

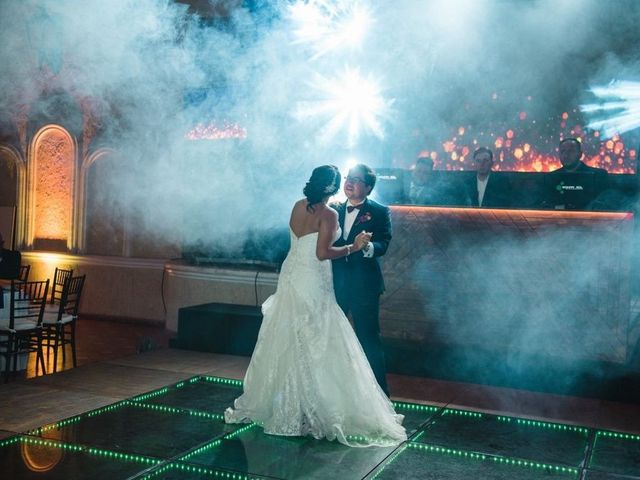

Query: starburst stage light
[[295, 66, 393, 147], [289, 0, 372, 59], [581, 80, 640, 138]]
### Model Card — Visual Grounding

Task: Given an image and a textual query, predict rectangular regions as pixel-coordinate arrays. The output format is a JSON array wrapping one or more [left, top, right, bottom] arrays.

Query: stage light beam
[[289, 0, 372, 59], [581, 81, 640, 137], [295, 67, 392, 147]]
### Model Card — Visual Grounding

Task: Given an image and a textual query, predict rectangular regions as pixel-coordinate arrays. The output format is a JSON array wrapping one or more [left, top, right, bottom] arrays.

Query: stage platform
[[0, 349, 639, 479]]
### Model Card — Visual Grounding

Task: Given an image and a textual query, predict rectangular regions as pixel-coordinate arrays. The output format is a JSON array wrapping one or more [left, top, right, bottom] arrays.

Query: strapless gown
[[224, 227, 406, 447]]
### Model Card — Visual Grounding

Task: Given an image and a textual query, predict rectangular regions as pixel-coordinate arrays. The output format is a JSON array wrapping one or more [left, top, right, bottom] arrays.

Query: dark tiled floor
[[2, 377, 640, 479], [0, 318, 639, 478]]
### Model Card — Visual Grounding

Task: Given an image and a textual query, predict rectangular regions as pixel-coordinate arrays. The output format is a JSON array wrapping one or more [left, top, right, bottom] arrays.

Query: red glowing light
[[443, 141, 455, 153], [408, 109, 636, 174], [519, 112, 527, 120], [514, 148, 523, 159]]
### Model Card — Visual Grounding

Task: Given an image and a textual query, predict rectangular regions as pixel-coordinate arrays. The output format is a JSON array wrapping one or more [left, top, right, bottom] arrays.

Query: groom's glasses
[[346, 176, 366, 185]]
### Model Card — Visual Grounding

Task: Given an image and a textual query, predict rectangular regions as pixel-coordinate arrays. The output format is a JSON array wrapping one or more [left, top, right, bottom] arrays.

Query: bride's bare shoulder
[[319, 204, 338, 222], [293, 198, 308, 209]]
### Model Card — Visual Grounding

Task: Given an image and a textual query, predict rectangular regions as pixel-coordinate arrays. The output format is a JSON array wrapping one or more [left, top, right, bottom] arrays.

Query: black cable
[[254, 271, 260, 307], [160, 258, 181, 315], [160, 265, 167, 315]]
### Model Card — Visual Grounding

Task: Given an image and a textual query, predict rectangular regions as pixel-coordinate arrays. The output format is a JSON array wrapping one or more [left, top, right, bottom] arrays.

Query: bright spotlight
[[295, 66, 393, 147], [289, 0, 373, 59], [581, 81, 640, 137], [344, 157, 358, 171]]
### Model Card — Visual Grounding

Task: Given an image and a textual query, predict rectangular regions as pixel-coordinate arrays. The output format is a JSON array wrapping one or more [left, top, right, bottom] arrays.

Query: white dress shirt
[[343, 201, 374, 257], [477, 175, 490, 207]]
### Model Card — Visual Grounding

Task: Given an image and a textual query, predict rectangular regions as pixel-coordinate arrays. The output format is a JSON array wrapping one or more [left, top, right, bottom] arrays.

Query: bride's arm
[[316, 209, 362, 260]]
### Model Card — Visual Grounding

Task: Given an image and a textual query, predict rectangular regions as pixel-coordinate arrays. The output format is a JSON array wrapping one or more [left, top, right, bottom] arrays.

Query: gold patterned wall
[[31, 126, 75, 250]]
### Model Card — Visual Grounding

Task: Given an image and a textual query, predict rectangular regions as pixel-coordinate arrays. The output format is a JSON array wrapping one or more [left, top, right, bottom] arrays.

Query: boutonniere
[[356, 212, 372, 224]]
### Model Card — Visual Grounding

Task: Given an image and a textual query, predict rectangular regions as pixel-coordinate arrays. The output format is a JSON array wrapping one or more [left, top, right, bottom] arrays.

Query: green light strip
[[488, 455, 578, 474], [407, 443, 578, 475], [13, 437, 159, 465], [370, 443, 408, 479], [27, 414, 83, 435], [130, 387, 170, 402], [0, 436, 20, 447], [200, 376, 244, 387], [87, 400, 130, 417], [224, 423, 257, 440], [180, 438, 223, 461], [84, 445, 158, 465], [127, 401, 224, 420], [443, 408, 483, 418], [176, 381, 187, 388], [139, 462, 254, 479], [392, 401, 440, 412], [496, 416, 587, 434], [20, 437, 84, 452], [597, 430, 640, 441], [180, 424, 257, 461]]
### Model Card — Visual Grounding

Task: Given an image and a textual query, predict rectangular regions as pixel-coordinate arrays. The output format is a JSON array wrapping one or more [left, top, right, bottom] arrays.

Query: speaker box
[[173, 302, 262, 356]]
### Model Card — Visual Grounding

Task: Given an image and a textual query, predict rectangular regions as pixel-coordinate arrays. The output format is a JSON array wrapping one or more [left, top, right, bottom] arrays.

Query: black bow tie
[[347, 203, 364, 213]]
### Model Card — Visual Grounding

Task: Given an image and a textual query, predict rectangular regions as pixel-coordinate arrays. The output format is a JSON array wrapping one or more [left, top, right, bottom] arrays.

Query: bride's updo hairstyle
[[303, 165, 341, 212]]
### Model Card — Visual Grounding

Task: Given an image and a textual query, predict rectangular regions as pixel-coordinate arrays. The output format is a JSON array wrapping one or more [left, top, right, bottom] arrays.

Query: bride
[[225, 165, 406, 447]]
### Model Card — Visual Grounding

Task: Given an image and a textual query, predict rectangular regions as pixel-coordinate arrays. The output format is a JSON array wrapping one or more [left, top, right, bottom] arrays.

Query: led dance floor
[[2, 376, 639, 479]]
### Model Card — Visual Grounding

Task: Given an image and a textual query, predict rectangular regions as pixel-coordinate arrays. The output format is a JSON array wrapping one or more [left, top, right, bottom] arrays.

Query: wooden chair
[[0, 280, 49, 382], [44, 267, 73, 314], [42, 275, 85, 373], [18, 265, 30, 283]]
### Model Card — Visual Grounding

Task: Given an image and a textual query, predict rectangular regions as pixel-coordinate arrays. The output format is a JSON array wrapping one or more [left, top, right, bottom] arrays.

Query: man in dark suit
[[0, 232, 20, 280], [544, 137, 609, 210], [332, 164, 392, 395], [465, 147, 513, 208], [407, 156, 459, 206]]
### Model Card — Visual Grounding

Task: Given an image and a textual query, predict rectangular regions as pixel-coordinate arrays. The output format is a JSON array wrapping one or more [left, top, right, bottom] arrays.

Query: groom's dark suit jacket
[[331, 198, 392, 297]]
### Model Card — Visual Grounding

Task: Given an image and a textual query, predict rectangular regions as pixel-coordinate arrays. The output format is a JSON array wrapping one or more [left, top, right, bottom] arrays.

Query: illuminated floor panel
[[1, 376, 639, 480], [368, 443, 579, 479], [134, 461, 278, 479], [0, 436, 158, 480], [132, 376, 244, 414], [180, 424, 397, 480], [413, 409, 589, 467], [34, 401, 238, 459], [588, 431, 640, 477]]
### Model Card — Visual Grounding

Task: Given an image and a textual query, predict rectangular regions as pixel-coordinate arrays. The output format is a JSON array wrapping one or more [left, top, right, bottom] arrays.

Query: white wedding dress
[[224, 227, 407, 447]]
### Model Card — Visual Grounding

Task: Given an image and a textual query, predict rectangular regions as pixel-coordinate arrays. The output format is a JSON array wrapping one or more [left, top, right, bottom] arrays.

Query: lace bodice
[[279, 227, 341, 298], [225, 225, 405, 447]]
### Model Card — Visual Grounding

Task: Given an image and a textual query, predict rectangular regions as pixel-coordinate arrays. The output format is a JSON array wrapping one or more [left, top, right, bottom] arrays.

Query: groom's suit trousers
[[335, 289, 389, 396]]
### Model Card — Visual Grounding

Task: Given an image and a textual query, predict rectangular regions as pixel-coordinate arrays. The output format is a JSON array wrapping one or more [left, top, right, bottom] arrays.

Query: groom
[[332, 164, 392, 396]]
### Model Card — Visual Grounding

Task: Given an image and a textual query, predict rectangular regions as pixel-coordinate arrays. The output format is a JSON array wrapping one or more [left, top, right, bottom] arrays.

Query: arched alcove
[[0, 144, 26, 247], [28, 125, 76, 251]]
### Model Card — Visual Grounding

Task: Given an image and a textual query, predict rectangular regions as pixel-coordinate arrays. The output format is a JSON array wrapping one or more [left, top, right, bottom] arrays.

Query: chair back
[[18, 265, 30, 283], [56, 275, 86, 320], [50, 267, 73, 305], [9, 279, 49, 330]]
